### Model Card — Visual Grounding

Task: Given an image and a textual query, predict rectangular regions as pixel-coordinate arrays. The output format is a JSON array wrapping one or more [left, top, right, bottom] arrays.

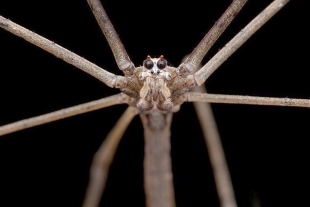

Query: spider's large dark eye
[[157, 59, 167, 69], [144, 60, 154, 69]]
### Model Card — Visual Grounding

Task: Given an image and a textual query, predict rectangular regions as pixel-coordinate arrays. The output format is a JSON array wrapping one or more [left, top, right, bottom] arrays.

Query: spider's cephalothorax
[[119, 54, 187, 113], [137, 55, 174, 112]]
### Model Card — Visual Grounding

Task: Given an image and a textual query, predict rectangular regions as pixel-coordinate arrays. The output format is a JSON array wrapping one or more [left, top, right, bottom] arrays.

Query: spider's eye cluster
[[157, 60, 167, 69], [143, 56, 168, 71], [144, 60, 154, 69]]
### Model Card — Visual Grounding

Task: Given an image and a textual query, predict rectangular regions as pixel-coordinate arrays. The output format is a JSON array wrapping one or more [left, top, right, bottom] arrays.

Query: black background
[[0, 0, 309, 206]]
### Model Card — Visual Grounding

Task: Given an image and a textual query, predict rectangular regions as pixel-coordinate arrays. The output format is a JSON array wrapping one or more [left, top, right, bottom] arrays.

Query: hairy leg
[[0, 93, 130, 137], [188, 92, 310, 108], [193, 85, 237, 207], [185, 0, 290, 88], [0, 15, 126, 88], [179, 0, 247, 76], [83, 106, 138, 207], [86, 0, 135, 76]]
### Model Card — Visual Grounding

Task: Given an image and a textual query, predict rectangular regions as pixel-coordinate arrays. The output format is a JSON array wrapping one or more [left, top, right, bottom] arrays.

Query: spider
[[0, 0, 308, 207]]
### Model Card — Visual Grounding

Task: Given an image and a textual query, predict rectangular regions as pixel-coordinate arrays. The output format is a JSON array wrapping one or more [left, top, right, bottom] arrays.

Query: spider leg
[[0, 16, 127, 89], [193, 85, 237, 207], [188, 92, 310, 108], [178, 0, 247, 77], [182, 50, 237, 207], [186, 0, 290, 88], [0, 93, 130, 137], [82, 106, 138, 207], [86, 0, 135, 76]]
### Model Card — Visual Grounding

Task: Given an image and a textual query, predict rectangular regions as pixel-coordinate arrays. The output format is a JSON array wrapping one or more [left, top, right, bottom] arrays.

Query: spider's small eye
[[157, 59, 167, 69], [144, 60, 154, 69]]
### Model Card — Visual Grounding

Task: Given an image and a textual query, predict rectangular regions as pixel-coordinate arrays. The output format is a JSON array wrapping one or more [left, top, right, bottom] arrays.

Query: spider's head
[[143, 55, 167, 75], [137, 55, 174, 112]]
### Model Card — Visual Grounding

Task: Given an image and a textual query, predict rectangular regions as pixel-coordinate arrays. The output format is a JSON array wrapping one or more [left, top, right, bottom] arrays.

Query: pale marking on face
[[139, 56, 172, 81]]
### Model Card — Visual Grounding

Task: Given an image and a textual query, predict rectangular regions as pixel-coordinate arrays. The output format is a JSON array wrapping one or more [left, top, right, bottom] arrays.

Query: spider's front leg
[[0, 15, 131, 91], [87, 0, 135, 76], [185, 0, 290, 89], [184, 0, 308, 108], [178, 0, 248, 77]]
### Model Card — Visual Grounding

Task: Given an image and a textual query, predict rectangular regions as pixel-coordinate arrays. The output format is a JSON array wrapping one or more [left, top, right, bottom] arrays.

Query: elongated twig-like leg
[[0, 16, 127, 88], [188, 92, 310, 108], [140, 112, 175, 207], [86, 0, 135, 76], [0, 93, 129, 137], [82, 106, 138, 207], [186, 0, 289, 87], [193, 86, 237, 207], [179, 0, 247, 76]]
